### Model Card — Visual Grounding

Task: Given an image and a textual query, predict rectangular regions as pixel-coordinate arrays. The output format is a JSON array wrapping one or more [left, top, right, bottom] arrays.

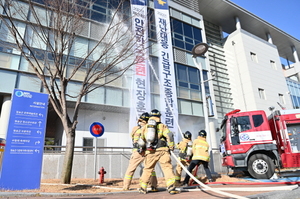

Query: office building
[[0, 0, 299, 153]]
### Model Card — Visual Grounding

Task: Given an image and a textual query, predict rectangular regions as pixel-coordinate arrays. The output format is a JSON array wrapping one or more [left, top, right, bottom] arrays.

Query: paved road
[[1, 183, 299, 199]]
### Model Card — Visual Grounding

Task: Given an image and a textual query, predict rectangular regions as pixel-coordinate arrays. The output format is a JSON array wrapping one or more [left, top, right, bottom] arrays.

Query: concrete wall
[[224, 29, 293, 112], [41, 150, 227, 180]]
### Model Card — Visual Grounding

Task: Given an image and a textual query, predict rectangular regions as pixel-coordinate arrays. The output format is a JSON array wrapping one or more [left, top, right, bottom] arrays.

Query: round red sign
[[90, 122, 105, 137]]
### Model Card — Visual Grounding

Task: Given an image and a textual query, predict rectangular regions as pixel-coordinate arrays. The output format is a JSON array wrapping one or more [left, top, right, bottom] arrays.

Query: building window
[[258, 88, 266, 100], [175, 63, 209, 101], [83, 138, 93, 152], [148, 8, 156, 40], [287, 78, 300, 109], [279, 93, 285, 104], [250, 52, 257, 62], [270, 60, 277, 70], [105, 87, 123, 106], [170, 18, 202, 51], [170, 8, 200, 27], [175, 63, 210, 116], [178, 99, 203, 116]]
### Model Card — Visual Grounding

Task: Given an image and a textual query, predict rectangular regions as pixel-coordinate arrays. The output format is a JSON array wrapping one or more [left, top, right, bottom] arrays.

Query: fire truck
[[219, 108, 300, 179]]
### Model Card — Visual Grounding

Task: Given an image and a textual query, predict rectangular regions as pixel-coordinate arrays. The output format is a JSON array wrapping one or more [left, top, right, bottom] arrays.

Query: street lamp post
[[191, 43, 210, 135], [191, 43, 216, 173]]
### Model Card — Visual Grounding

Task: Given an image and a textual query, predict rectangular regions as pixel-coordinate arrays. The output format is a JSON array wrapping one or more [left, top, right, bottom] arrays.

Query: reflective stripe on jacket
[[131, 125, 142, 152], [192, 136, 210, 162]]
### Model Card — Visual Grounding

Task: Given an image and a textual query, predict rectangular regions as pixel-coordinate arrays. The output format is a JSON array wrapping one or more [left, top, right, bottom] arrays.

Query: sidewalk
[[0, 182, 298, 199], [1, 175, 300, 199]]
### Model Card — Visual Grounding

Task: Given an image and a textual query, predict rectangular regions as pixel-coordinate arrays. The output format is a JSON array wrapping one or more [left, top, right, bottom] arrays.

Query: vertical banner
[[154, 0, 179, 142], [0, 89, 49, 190], [129, 0, 151, 132]]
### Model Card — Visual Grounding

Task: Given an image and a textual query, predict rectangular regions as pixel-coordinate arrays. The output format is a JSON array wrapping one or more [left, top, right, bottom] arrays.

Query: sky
[[229, 0, 300, 40]]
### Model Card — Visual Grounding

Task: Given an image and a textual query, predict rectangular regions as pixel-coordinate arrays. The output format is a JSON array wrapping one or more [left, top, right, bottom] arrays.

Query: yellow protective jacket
[[140, 116, 175, 151], [130, 125, 141, 152], [131, 126, 140, 141], [130, 120, 147, 142], [191, 136, 210, 162], [176, 138, 191, 153], [176, 138, 191, 160]]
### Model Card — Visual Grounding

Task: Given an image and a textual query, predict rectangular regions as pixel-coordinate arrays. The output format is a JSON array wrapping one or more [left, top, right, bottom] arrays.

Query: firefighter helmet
[[198, 130, 207, 138], [183, 131, 192, 140], [139, 112, 150, 122], [150, 109, 161, 117]]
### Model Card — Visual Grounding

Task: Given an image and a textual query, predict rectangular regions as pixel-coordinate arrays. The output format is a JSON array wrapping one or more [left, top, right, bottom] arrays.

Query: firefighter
[[181, 130, 213, 186], [138, 109, 179, 195], [122, 112, 158, 191], [174, 131, 192, 186]]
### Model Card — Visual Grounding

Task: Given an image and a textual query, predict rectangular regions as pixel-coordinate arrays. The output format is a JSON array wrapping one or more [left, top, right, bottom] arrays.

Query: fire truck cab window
[[236, 116, 251, 132], [230, 116, 251, 145], [253, 114, 263, 127]]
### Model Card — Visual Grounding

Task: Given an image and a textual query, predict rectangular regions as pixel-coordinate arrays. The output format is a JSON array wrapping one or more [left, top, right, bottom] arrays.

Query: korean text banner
[[129, 0, 151, 134], [154, 0, 179, 143]]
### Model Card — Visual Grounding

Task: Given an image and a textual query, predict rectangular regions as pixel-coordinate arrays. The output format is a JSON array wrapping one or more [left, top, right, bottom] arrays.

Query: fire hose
[[170, 151, 249, 199], [170, 151, 299, 197]]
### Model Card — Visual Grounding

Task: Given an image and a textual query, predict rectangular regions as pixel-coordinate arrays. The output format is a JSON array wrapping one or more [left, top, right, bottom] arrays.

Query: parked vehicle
[[219, 108, 300, 179]]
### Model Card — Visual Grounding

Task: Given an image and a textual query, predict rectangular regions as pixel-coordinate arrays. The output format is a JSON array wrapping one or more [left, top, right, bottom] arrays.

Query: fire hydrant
[[98, 166, 106, 183]]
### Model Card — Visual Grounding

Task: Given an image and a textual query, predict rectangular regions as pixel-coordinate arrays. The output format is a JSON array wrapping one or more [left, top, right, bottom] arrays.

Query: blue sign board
[[90, 122, 105, 137], [0, 89, 49, 190], [131, 0, 147, 5]]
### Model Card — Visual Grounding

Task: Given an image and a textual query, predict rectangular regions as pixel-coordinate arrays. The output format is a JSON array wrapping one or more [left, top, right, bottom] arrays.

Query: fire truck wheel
[[248, 154, 275, 179]]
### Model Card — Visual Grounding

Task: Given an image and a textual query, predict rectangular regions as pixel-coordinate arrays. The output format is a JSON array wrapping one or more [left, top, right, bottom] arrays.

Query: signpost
[[89, 122, 105, 179], [0, 89, 49, 190]]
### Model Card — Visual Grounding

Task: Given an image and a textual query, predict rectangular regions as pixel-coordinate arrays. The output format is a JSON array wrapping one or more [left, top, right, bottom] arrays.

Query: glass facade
[[0, 0, 212, 118], [170, 18, 202, 51], [32, 0, 131, 22], [287, 78, 300, 109], [167, 8, 210, 117], [175, 63, 209, 101], [0, 0, 132, 107], [174, 63, 209, 116]]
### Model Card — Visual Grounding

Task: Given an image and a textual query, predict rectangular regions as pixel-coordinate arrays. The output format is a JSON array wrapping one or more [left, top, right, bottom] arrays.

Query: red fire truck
[[219, 108, 300, 179]]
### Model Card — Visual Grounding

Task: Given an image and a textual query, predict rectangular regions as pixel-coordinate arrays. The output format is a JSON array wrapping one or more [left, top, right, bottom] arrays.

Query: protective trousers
[[123, 151, 157, 190], [140, 150, 175, 190], [175, 158, 189, 181], [183, 159, 212, 185]]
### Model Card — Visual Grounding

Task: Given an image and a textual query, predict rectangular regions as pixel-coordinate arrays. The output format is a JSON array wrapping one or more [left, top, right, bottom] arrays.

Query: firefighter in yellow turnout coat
[[138, 109, 179, 195], [181, 130, 213, 186], [174, 131, 192, 185], [123, 112, 158, 191]]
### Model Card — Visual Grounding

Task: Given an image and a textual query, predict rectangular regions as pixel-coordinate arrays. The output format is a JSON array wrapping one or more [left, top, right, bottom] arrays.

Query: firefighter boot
[[167, 185, 180, 195], [150, 186, 158, 192], [138, 187, 147, 194]]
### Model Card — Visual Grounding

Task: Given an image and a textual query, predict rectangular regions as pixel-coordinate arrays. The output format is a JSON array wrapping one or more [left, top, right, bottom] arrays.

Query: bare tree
[[0, 0, 142, 184]]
